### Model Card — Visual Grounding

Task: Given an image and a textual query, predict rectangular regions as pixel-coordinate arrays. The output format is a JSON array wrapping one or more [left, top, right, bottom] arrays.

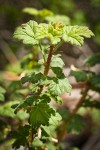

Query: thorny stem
[[29, 45, 54, 148], [36, 45, 54, 95], [44, 45, 54, 76]]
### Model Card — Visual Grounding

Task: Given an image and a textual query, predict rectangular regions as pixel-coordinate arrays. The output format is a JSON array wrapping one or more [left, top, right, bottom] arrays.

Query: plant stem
[[57, 84, 90, 143], [71, 84, 90, 115], [44, 45, 54, 76], [53, 40, 64, 52], [36, 45, 54, 95], [29, 45, 54, 148], [39, 42, 46, 63]]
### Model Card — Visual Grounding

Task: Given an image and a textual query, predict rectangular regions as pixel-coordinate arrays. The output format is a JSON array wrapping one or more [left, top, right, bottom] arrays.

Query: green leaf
[[14, 101, 28, 114], [70, 69, 88, 82], [32, 137, 43, 147], [21, 72, 44, 84], [48, 77, 72, 95], [42, 112, 62, 136], [30, 103, 55, 127], [49, 112, 62, 127], [23, 7, 53, 18], [21, 76, 30, 84], [0, 93, 5, 101], [12, 125, 30, 148], [23, 7, 39, 16], [83, 98, 100, 109], [62, 26, 94, 46], [51, 55, 65, 68], [36, 22, 63, 45], [0, 101, 19, 118], [57, 109, 70, 120], [51, 67, 65, 78], [24, 95, 36, 105], [39, 9, 54, 18], [90, 75, 100, 92], [30, 72, 44, 83], [66, 114, 85, 133], [45, 143, 57, 150], [45, 15, 70, 25], [14, 20, 39, 45], [85, 53, 100, 66], [50, 94, 62, 104], [0, 86, 5, 101], [0, 86, 6, 94], [39, 94, 51, 103]]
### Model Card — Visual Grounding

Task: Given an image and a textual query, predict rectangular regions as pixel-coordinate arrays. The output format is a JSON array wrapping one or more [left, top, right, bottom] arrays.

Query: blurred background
[[0, 0, 100, 150]]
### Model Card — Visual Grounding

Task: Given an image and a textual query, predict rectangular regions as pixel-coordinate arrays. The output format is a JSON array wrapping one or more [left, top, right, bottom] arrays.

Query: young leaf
[[30, 103, 55, 127], [62, 26, 94, 46], [14, 20, 39, 45], [51, 55, 65, 68], [48, 77, 72, 95], [23, 7, 39, 16], [45, 15, 70, 25]]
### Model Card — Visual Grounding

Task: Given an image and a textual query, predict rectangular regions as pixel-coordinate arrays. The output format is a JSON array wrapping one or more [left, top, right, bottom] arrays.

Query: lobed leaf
[[48, 77, 72, 95], [45, 15, 70, 25], [51, 55, 65, 68], [62, 26, 94, 46], [30, 103, 55, 127], [14, 20, 39, 45]]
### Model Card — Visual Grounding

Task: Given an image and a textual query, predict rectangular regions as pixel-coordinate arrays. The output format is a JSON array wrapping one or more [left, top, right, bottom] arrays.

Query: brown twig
[[57, 84, 90, 143]]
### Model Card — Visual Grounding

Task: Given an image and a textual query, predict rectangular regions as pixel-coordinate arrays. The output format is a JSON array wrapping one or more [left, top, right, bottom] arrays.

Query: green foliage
[[62, 26, 94, 46], [90, 75, 100, 92], [14, 20, 93, 46], [14, 21, 39, 45], [66, 114, 85, 133], [70, 69, 88, 82], [85, 53, 100, 66], [0, 86, 6, 101], [32, 137, 43, 147], [48, 77, 72, 95], [12, 125, 30, 148], [83, 98, 100, 109], [1, 4, 99, 150], [23, 7, 53, 18], [45, 15, 70, 25], [0, 101, 17, 118], [51, 55, 65, 68], [30, 103, 55, 127], [11, 7, 94, 150]]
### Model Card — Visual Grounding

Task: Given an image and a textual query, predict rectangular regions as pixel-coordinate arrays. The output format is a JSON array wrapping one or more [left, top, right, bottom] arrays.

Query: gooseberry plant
[[12, 19, 94, 150]]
